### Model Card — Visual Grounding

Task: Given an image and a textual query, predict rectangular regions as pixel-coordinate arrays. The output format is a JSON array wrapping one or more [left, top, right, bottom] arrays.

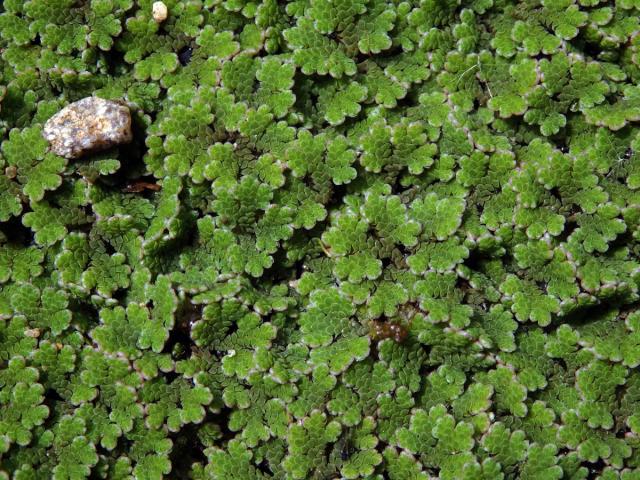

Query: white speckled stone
[[152, 1, 168, 22], [43, 97, 132, 159]]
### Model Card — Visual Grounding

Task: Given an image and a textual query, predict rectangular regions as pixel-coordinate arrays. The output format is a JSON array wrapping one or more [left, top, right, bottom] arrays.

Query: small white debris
[[152, 1, 168, 22], [43, 97, 132, 159]]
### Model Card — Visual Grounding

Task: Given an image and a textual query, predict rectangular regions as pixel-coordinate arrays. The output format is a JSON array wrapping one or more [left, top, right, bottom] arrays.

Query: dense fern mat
[[1, 0, 640, 479]]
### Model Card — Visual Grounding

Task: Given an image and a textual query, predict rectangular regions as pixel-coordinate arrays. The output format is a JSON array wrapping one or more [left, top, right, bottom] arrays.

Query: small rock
[[152, 1, 168, 22], [43, 97, 133, 159]]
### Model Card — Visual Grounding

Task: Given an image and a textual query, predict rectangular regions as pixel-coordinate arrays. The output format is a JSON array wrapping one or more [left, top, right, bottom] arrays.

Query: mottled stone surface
[[43, 97, 132, 159]]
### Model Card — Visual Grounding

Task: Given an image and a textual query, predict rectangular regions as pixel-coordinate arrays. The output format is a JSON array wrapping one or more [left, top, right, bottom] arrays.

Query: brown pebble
[[369, 320, 409, 343]]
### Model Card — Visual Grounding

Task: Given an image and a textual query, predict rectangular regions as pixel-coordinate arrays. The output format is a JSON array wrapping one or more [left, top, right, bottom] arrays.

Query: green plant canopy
[[1, 0, 640, 479]]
